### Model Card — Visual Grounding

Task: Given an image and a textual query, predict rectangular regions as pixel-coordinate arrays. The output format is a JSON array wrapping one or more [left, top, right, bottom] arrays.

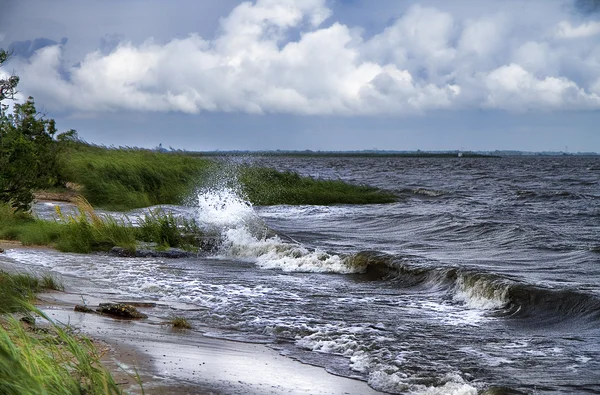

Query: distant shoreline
[[189, 151, 497, 158], [183, 150, 599, 158]]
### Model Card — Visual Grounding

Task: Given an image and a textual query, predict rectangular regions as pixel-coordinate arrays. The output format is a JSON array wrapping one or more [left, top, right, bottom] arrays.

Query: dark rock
[[20, 315, 35, 325], [108, 247, 137, 257], [109, 246, 197, 258], [117, 301, 157, 308], [0, 247, 4, 253], [96, 303, 148, 319], [196, 236, 221, 253], [74, 304, 95, 313]]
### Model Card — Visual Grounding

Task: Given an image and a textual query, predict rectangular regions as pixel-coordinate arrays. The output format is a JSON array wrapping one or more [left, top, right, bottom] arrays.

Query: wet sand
[[1, 247, 382, 395]]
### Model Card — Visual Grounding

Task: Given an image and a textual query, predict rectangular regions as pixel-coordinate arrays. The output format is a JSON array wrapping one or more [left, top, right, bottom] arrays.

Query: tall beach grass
[[238, 167, 397, 205], [0, 271, 123, 394], [57, 144, 397, 210], [62, 144, 214, 211], [0, 199, 204, 254]]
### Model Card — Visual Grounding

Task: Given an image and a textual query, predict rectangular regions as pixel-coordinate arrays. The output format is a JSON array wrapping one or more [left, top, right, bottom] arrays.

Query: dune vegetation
[[59, 142, 397, 210], [61, 143, 215, 211], [0, 270, 123, 394], [0, 197, 204, 254], [238, 167, 397, 206]]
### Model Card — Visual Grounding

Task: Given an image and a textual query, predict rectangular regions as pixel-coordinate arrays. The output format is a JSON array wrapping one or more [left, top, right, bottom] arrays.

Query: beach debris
[[20, 315, 36, 325], [96, 303, 148, 319], [74, 304, 95, 313]]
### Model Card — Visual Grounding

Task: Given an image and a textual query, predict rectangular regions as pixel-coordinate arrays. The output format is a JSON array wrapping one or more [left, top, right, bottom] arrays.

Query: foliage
[[52, 197, 137, 253], [168, 317, 192, 329], [59, 144, 396, 210], [0, 200, 205, 254], [62, 144, 214, 211], [0, 50, 19, 101], [0, 49, 75, 211], [0, 270, 121, 394], [137, 208, 202, 250], [238, 167, 397, 205], [0, 271, 63, 314]]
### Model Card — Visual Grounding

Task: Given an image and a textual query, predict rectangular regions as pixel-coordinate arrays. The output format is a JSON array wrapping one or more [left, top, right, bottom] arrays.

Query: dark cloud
[[99, 34, 124, 55], [8, 37, 67, 58], [575, 0, 600, 14], [1, 0, 599, 151]]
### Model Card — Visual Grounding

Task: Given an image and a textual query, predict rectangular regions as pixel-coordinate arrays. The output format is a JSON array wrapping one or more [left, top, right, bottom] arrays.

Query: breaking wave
[[192, 186, 600, 326], [193, 186, 358, 273], [347, 251, 600, 324]]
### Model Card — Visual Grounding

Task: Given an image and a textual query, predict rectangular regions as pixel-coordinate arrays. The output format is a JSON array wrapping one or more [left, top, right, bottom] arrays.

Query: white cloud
[[484, 63, 600, 110], [8, 0, 600, 115], [555, 20, 600, 38]]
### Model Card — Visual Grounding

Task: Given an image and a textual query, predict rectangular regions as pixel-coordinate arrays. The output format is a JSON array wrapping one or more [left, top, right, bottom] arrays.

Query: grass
[[0, 271, 65, 315], [55, 143, 397, 210], [238, 167, 397, 205], [0, 199, 205, 254], [168, 317, 192, 329], [53, 197, 138, 253], [137, 209, 202, 251], [61, 143, 214, 211], [0, 271, 123, 394]]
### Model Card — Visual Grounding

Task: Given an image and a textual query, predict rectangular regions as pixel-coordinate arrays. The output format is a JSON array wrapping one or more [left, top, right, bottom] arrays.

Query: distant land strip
[[179, 150, 598, 158]]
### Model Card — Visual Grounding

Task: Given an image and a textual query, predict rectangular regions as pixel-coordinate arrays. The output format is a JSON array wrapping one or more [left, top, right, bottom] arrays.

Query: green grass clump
[[53, 199, 137, 253], [137, 209, 202, 251], [0, 314, 122, 395], [39, 273, 64, 292], [62, 144, 213, 211], [0, 200, 204, 254], [0, 204, 63, 247], [0, 270, 122, 394], [0, 271, 39, 314], [168, 317, 192, 329], [238, 167, 397, 206], [0, 271, 64, 314]]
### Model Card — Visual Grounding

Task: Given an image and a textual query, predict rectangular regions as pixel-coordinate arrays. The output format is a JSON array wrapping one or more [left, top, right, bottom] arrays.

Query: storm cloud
[[4, 0, 599, 116]]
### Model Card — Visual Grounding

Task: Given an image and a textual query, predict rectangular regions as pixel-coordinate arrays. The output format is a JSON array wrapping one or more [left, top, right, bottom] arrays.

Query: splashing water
[[194, 186, 358, 273], [195, 187, 263, 234]]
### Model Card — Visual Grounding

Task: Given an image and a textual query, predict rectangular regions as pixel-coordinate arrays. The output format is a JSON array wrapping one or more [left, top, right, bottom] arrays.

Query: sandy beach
[[1, 243, 382, 395]]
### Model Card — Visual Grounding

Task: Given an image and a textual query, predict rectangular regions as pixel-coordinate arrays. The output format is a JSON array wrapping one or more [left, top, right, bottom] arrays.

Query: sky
[[1, 0, 599, 152]]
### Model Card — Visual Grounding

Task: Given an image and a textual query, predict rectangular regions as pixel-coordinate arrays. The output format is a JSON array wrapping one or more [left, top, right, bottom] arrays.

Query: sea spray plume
[[192, 163, 364, 273], [196, 186, 268, 238]]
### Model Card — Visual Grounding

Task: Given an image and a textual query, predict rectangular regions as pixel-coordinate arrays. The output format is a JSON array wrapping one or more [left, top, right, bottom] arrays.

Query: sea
[[3, 155, 600, 394]]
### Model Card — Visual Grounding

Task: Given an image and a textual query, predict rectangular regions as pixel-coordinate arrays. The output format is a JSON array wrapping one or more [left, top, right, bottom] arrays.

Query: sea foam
[[194, 186, 358, 273]]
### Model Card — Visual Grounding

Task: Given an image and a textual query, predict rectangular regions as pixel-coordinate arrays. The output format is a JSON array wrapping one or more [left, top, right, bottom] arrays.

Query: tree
[[0, 49, 73, 211], [0, 50, 19, 102]]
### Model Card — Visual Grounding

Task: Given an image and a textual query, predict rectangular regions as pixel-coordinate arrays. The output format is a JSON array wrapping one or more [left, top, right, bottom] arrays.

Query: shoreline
[[1, 246, 382, 395]]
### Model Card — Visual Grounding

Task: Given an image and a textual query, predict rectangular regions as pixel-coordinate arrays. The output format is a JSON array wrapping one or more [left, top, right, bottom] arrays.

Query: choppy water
[[3, 156, 600, 394]]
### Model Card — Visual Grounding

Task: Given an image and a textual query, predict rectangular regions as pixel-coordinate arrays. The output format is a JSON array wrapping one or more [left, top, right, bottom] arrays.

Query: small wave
[[504, 285, 600, 324], [398, 188, 446, 198], [346, 252, 600, 324], [297, 324, 477, 395], [515, 190, 594, 201], [453, 274, 510, 310], [367, 370, 477, 395], [218, 227, 355, 273]]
